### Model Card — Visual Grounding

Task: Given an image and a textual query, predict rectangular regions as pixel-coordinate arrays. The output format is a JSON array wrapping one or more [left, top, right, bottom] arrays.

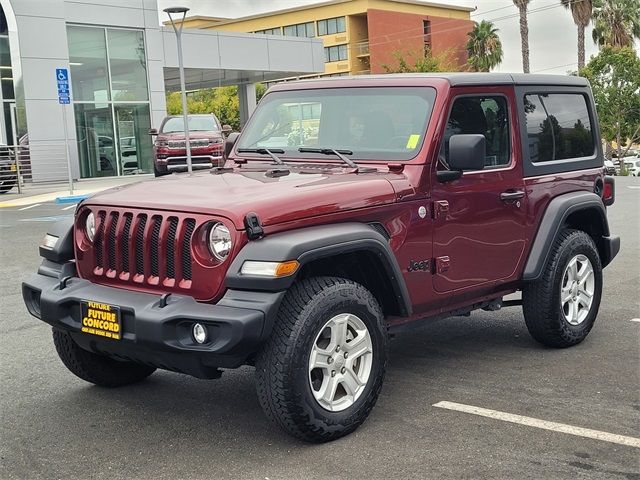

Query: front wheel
[[255, 277, 388, 442], [52, 329, 156, 387], [523, 229, 603, 348]]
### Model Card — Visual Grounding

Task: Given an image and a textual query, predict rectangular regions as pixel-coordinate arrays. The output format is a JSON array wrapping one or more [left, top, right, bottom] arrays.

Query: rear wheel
[[255, 277, 388, 442], [523, 229, 602, 348], [52, 329, 156, 387]]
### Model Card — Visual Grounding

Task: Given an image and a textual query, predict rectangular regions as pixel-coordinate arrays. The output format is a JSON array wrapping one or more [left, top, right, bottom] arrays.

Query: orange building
[[180, 0, 475, 77]]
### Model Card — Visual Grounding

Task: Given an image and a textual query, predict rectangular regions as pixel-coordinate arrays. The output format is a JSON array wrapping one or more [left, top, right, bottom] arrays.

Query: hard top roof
[[273, 73, 589, 89]]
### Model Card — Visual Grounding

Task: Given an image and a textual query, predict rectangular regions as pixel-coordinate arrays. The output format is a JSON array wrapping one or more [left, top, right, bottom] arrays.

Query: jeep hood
[[85, 166, 400, 229]]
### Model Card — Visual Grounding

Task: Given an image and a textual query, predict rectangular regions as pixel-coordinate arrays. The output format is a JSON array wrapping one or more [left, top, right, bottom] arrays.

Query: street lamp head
[[163, 6, 189, 14]]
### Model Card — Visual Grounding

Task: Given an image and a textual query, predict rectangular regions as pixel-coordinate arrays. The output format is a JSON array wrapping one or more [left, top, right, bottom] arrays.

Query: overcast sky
[[157, 0, 608, 74]]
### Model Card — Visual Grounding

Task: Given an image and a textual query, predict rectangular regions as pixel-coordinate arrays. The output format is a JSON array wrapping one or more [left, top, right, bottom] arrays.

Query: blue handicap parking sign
[[56, 68, 71, 104]]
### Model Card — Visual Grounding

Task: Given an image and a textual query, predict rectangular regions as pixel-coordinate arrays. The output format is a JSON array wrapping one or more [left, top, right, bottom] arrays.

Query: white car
[[624, 159, 640, 176]]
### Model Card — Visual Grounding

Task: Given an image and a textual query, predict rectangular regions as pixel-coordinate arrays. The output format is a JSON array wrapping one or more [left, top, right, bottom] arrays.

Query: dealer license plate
[[80, 301, 122, 340]]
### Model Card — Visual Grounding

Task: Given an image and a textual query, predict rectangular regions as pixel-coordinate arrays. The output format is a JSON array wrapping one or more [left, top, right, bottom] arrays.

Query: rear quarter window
[[517, 87, 601, 177], [525, 93, 595, 162]]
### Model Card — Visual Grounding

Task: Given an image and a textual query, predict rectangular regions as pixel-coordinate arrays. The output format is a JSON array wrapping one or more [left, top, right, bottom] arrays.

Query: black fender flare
[[226, 222, 412, 316], [522, 191, 617, 281], [39, 217, 74, 263]]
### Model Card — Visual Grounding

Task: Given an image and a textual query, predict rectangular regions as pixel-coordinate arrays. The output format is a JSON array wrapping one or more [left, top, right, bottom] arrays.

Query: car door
[[431, 88, 527, 293]]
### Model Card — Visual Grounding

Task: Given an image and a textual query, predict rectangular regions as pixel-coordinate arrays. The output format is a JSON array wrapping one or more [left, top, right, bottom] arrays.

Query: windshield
[[162, 116, 218, 133], [237, 87, 436, 161]]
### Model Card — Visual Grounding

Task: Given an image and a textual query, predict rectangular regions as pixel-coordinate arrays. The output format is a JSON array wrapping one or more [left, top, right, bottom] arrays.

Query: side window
[[524, 93, 595, 162], [440, 96, 510, 169]]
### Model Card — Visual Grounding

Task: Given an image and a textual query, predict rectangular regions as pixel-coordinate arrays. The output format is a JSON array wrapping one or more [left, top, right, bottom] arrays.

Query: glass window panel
[[1, 65, 14, 99], [107, 29, 148, 101], [0, 37, 10, 67], [114, 103, 152, 175], [67, 26, 110, 102], [328, 18, 337, 35], [283, 25, 296, 36], [337, 17, 346, 33], [339, 44, 348, 61], [317, 20, 327, 36], [0, 6, 8, 36], [524, 93, 595, 162], [237, 87, 436, 161], [440, 96, 510, 168], [74, 103, 116, 178]]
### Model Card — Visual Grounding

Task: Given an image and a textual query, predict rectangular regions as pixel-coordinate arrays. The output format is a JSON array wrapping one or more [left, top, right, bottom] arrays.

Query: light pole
[[164, 6, 193, 175]]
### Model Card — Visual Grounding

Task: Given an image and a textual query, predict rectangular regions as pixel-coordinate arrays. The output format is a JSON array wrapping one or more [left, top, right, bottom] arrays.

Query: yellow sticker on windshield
[[406, 134, 420, 149]]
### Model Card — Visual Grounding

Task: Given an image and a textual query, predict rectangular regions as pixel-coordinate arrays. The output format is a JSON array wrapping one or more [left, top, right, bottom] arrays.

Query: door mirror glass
[[448, 134, 486, 171], [148, 128, 158, 136], [224, 132, 240, 159]]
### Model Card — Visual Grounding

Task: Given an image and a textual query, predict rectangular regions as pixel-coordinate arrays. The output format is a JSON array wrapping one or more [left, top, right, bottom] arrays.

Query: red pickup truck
[[24, 73, 618, 442]]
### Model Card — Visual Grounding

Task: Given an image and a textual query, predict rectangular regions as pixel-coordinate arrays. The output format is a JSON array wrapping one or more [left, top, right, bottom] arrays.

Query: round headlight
[[85, 212, 96, 242], [208, 222, 232, 260]]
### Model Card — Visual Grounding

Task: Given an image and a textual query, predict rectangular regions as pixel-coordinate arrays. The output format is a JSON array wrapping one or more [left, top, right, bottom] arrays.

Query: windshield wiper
[[236, 148, 285, 165], [298, 148, 359, 171]]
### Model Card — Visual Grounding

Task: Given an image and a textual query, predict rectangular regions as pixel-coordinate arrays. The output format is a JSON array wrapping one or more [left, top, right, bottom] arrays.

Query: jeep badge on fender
[[23, 73, 619, 443]]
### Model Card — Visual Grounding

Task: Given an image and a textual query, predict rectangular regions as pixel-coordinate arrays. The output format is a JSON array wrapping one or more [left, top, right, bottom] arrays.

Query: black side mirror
[[438, 134, 486, 182], [224, 132, 240, 159], [148, 128, 158, 136], [221, 125, 232, 135]]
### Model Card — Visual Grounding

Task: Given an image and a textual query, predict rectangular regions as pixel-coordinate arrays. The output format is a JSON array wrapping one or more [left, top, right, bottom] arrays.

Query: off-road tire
[[52, 328, 156, 387], [255, 276, 388, 442], [523, 229, 603, 348]]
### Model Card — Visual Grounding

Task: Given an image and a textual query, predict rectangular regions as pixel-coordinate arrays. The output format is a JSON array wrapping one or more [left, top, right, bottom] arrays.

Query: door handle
[[500, 190, 525, 202]]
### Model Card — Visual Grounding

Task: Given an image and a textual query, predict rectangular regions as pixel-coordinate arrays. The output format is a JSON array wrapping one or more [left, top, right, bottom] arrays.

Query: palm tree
[[561, 0, 593, 70], [466, 20, 504, 72], [513, 0, 531, 73], [592, 0, 640, 48]]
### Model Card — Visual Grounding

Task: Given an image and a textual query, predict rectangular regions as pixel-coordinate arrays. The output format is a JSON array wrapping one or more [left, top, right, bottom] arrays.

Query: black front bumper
[[23, 271, 284, 378]]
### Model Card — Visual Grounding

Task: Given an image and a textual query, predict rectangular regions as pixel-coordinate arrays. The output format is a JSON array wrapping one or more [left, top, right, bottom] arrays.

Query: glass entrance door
[[75, 104, 117, 178], [114, 104, 152, 175]]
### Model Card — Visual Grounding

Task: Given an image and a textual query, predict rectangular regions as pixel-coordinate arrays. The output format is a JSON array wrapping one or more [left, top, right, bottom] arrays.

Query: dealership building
[[1, 0, 324, 181]]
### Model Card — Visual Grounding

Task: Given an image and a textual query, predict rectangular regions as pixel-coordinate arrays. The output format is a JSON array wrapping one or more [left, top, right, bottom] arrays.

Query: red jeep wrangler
[[23, 74, 619, 442]]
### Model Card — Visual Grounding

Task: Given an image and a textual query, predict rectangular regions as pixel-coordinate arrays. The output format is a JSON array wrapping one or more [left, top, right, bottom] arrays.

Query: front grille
[[91, 209, 197, 286], [168, 139, 211, 149]]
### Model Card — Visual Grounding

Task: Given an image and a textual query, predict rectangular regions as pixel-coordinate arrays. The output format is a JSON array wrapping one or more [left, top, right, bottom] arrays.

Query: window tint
[[524, 93, 595, 162], [440, 96, 510, 168]]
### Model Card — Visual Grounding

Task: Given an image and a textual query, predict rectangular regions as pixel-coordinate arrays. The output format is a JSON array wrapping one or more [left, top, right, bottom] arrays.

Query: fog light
[[192, 323, 207, 344]]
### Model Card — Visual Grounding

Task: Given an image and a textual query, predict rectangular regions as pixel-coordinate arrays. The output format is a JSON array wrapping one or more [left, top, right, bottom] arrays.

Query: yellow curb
[[0, 189, 100, 208]]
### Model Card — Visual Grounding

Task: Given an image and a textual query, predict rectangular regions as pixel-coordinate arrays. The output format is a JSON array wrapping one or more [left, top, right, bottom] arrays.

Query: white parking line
[[18, 203, 41, 211], [631, 318, 640, 323], [61, 203, 77, 211], [628, 186, 640, 189], [433, 401, 640, 448]]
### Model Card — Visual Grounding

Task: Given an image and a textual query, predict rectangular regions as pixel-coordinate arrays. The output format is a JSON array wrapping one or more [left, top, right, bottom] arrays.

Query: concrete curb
[[54, 194, 91, 204]]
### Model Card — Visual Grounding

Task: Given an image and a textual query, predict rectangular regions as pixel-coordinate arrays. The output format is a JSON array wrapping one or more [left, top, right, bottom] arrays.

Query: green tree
[[166, 83, 267, 131], [382, 49, 459, 73], [513, 0, 531, 73], [466, 20, 503, 72], [592, 0, 640, 49], [582, 47, 640, 173], [561, 0, 593, 70]]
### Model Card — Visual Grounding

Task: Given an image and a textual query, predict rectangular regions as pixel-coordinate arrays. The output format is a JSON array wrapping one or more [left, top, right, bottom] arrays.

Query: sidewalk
[[0, 175, 152, 208]]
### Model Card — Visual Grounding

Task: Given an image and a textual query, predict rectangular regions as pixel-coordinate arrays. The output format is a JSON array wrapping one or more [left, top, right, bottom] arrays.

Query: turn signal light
[[241, 260, 300, 277]]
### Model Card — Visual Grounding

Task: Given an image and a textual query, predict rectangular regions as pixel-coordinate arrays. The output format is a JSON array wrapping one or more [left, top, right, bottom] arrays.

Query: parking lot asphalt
[[1, 177, 639, 480]]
